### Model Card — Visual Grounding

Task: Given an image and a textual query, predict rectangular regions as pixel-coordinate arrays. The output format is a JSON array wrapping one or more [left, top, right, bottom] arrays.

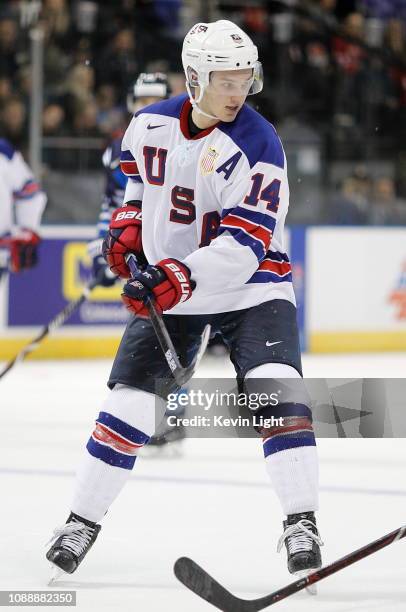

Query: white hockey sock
[[265, 446, 319, 516], [246, 363, 319, 516], [71, 385, 165, 523]]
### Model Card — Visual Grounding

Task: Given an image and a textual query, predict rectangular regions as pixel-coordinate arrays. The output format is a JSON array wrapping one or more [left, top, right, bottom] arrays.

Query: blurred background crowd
[[1, 0, 405, 225]]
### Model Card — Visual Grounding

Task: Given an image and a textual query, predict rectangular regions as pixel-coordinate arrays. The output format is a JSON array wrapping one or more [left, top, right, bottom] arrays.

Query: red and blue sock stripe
[[260, 404, 316, 458], [87, 411, 150, 470]]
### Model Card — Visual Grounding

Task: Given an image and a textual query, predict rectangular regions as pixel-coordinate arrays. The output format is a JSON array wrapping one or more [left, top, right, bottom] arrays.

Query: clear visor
[[205, 62, 263, 96]]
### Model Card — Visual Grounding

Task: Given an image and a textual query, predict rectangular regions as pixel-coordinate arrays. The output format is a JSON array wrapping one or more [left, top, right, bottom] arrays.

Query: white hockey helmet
[[182, 20, 263, 117], [127, 72, 170, 114]]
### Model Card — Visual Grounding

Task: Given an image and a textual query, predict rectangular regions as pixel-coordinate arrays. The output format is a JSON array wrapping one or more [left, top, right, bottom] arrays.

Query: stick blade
[[174, 324, 212, 386], [174, 557, 254, 612], [190, 324, 211, 371]]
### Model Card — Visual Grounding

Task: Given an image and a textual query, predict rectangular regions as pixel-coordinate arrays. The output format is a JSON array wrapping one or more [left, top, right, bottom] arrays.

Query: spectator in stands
[[384, 20, 406, 149], [41, 0, 71, 49], [370, 176, 406, 225], [96, 28, 137, 91], [0, 17, 19, 80], [39, 19, 71, 97], [0, 95, 26, 150], [0, 76, 12, 108], [292, 9, 334, 124], [62, 63, 96, 127], [72, 37, 93, 65], [15, 65, 32, 109], [96, 84, 125, 135], [66, 63, 95, 105], [72, 101, 101, 138], [331, 12, 368, 155], [333, 12, 366, 78], [330, 170, 370, 224], [42, 103, 66, 136], [42, 103, 69, 168], [385, 19, 406, 61]]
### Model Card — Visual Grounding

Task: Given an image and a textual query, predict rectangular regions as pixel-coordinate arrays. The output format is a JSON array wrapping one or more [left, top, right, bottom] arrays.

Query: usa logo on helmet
[[190, 24, 208, 35]]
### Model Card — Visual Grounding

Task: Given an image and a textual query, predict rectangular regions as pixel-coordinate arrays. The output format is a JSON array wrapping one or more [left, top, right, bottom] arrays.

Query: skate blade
[[48, 565, 66, 586], [294, 569, 318, 596]]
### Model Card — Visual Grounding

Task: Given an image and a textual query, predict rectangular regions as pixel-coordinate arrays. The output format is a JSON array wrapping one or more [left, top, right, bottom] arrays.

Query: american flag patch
[[200, 146, 219, 176]]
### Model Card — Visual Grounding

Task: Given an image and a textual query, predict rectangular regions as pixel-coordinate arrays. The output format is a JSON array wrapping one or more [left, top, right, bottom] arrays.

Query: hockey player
[[0, 138, 47, 278], [47, 20, 323, 582], [87, 73, 170, 287], [86, 73, 183, 447]]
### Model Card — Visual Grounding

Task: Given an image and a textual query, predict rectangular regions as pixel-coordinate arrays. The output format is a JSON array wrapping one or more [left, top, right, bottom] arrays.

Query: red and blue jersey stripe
[[219, 205, 276, 262], [13, 179, 40, 200], [120, 149, 142, 182], [248, 250, 292, 284]]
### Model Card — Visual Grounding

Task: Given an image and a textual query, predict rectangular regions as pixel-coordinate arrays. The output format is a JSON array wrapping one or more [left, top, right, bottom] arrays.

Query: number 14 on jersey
[[244, 173, 281, 213]]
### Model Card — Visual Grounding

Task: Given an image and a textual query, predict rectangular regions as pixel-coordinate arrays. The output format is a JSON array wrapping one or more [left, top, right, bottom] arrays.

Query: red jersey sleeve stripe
[[120, 160, 139, 176], [221, 215, 272, 251], [257, 260, 292, 275]]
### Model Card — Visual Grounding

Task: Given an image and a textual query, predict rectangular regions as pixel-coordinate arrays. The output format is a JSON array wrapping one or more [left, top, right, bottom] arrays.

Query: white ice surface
[[1, 353, 406, 611]]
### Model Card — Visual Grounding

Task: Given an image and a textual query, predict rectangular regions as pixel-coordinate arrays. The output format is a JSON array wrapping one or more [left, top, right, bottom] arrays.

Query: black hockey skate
[[46, 512, 101, 580], [277, 511, 323, 594]]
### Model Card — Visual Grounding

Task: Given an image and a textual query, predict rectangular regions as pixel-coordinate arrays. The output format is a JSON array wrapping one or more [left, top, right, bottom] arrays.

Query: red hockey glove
[[122, 258, 194, 317], [102, 202, 144, 278], [10, 229, 41, 272]]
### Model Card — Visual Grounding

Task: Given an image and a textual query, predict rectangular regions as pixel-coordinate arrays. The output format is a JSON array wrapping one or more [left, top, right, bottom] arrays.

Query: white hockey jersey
[[0, 139, 47, 236], [120, 94, 295, 315]]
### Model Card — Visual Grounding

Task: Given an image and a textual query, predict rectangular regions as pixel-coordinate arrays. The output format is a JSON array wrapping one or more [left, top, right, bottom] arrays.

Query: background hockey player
[[46, 20, 323, 582], [87, 73, 170, 288], [86, 72, 183, 446], [0, 138, 47, 279]]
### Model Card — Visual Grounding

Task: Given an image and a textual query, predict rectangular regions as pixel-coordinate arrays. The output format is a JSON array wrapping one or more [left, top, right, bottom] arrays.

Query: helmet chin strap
[[191, 102, 219, 121], [186, 81, 220, 122]]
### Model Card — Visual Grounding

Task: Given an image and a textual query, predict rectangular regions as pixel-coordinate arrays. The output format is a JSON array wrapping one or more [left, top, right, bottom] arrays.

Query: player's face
[[202, 69, 253, 121]]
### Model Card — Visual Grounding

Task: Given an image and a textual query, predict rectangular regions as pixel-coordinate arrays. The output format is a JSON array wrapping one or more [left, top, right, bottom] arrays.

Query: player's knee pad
[[86, 384, 166, 470], [104, 383, 166, 434]]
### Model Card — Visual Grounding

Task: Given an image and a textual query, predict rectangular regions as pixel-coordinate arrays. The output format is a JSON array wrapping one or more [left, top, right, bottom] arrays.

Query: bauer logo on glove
[[102, 202, 145, 278], [115, 210, 142, 222], [122, 258, 194, 317]]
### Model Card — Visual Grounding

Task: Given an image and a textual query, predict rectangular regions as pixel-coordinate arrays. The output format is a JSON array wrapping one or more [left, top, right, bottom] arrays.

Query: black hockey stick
[[174, 525, 406, 611], [0, 275, 101, 380], [126, 253, 210, 386]]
